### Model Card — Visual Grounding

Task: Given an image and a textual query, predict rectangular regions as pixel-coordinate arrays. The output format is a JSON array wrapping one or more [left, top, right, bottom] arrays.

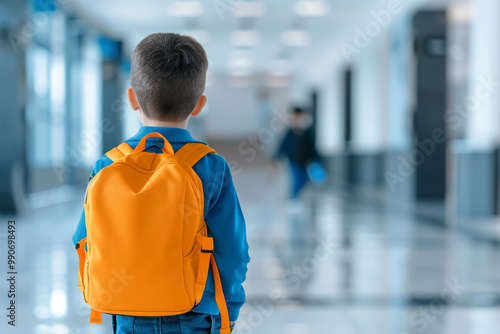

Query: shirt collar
[[127, 126, 206, 144]]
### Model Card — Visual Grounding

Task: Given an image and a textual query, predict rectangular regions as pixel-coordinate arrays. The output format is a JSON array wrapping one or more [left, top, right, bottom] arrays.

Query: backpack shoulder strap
[[105, 142, 133, 162], [175, 143, 216, 167]]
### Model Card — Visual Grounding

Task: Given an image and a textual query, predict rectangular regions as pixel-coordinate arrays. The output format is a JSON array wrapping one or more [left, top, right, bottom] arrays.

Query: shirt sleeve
[[72, 208, 87, 246], [205, 159, 250, 321]]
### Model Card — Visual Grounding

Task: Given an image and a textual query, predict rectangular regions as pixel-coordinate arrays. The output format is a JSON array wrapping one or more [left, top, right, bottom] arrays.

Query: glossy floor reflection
[[1, 165, 500, 334]]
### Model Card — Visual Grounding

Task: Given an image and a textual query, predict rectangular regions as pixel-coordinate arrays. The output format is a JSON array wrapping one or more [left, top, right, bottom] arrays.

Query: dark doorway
[[413, 11, 448, 201]]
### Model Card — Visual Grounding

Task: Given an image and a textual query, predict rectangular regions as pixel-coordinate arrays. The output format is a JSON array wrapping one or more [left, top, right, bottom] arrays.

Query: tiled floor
[[1, 164, 500, 333]]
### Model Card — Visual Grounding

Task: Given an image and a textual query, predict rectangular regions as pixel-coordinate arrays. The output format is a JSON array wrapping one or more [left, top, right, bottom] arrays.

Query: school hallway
[[4, 0, 500, 333], [2, 157, 500, 334]]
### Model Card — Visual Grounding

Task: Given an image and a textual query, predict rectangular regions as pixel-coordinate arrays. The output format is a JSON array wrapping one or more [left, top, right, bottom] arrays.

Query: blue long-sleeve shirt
[[72, 126, 250, 321]]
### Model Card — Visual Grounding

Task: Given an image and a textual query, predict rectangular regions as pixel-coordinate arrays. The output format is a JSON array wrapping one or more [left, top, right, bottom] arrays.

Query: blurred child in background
[[274, 107, 321, 199]]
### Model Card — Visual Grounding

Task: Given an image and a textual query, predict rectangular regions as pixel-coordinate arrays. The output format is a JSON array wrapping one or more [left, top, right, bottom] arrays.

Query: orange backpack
[[75, 132, 231, 333]]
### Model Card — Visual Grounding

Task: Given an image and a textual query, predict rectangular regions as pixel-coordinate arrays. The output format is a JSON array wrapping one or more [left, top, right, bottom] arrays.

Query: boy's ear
[[191, 95, 207, 117], [127, 88, 141, 111]]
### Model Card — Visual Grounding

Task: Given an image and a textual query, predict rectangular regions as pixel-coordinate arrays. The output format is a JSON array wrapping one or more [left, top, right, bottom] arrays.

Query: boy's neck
[[141, 117, 189, 129]]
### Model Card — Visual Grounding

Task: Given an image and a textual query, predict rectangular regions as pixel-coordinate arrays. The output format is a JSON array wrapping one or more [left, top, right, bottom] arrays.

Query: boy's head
[[290, 106, 311, 130], [292, 107, 304, 116], [128, 33, 208, 123]]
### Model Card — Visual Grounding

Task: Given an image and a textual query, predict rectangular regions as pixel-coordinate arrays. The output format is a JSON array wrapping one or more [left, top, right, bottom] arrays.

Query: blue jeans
[[112, 312, 224, 334], [290, 162, 308, 198]]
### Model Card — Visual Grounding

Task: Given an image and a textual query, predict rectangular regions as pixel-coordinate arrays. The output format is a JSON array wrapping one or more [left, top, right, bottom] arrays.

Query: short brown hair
[[130, 33, 208, 121]]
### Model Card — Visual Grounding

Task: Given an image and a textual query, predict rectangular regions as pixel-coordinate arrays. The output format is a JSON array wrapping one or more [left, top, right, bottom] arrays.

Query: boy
[[72, 33, 250, 334], [274, 107, 319, 199]]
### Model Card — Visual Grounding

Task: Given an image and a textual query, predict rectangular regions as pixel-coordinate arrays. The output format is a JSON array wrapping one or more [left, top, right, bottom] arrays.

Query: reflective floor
[[1, 164, 500, 334]]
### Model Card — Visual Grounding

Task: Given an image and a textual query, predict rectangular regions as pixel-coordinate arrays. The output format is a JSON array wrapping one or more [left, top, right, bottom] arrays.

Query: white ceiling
[[68, 0, 456, 76]]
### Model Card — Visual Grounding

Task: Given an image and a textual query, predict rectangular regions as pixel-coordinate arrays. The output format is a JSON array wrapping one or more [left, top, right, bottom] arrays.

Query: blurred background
[[1, 0, 500, 333]]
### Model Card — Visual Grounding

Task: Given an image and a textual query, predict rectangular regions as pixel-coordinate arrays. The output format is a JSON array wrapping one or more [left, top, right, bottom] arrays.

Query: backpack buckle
[[200, 236, 214, 254]]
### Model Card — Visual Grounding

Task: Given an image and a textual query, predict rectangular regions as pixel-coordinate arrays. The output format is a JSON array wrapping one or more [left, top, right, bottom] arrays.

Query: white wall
[[387, 13, 412, 150], [293, 41, 348, 157], [350, 33, 390, 153], [203, 72, 291, 140], [316, 69, 345, 156], [204, 75, 258, 140], [466, 0, 500, 147]]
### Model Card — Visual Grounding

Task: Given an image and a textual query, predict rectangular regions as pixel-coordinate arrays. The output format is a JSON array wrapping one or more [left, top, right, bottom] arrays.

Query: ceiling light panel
[[228, 50, 254, 68], [167, 1, 204, 17], [294, 0, 330, 17], [283, 30, 311, 47], [230, 30, 261, 46], [234, 2, 265, 17]]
